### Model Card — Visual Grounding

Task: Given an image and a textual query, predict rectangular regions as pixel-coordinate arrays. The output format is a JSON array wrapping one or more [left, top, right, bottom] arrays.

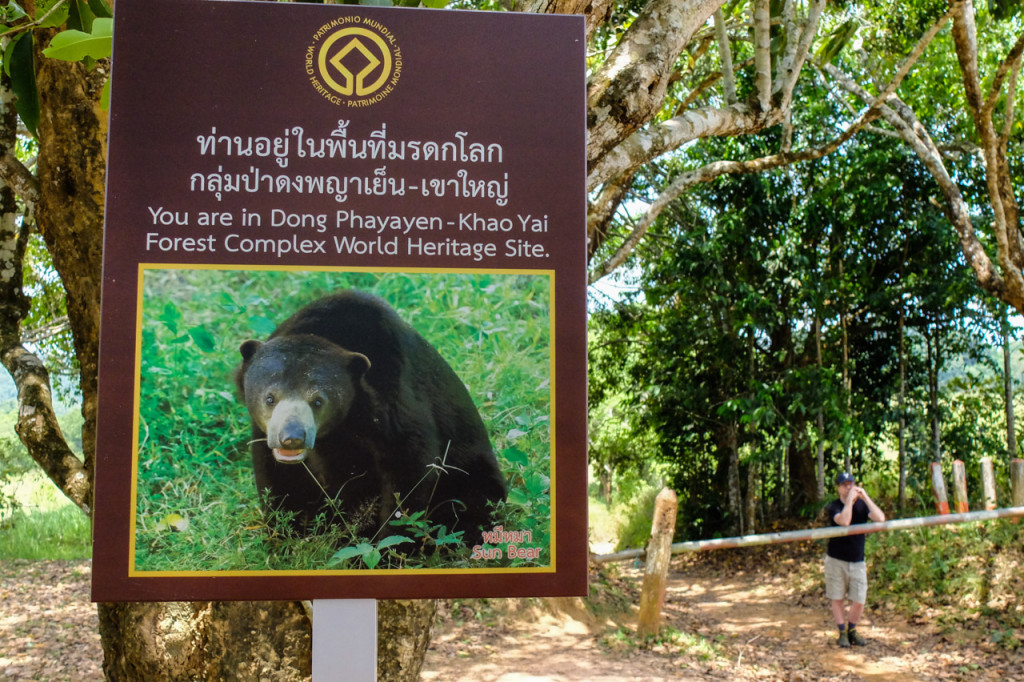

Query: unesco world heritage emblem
[[306, 16, 403, 107]]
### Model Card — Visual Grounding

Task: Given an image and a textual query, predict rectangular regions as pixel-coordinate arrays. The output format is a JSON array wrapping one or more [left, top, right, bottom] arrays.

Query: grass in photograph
[[132, 269, 553, 572]]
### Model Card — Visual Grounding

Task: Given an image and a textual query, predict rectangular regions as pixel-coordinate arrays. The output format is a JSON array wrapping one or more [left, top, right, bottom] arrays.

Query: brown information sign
[[92, 0, 586, 601]]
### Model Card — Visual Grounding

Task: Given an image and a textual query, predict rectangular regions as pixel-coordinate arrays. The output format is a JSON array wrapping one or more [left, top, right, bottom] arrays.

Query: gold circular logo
[[306, 17, 402, 107]]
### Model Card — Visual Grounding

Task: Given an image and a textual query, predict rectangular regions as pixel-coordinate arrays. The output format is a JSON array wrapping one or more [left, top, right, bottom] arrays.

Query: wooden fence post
[[1011, 459, 1024, 507], [952, 460, 969, 513], [980, 457, 997, 511], [637, 487, 678, 639], [930, 462, 949, 514]]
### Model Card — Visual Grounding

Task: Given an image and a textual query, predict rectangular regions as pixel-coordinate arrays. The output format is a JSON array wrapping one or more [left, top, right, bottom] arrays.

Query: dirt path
[[2, 554, 1019, 680], [0, 560, 103, 681], [421, 547, 1019, 681]]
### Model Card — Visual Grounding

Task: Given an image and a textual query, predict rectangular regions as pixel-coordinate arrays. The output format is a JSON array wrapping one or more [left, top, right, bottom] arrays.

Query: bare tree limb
[[752, 0, 771, 112], [587, 120, 873, 283], [714, 9, 736, 104], [586, 0, 727, 169], [0, 151, 39, 208]]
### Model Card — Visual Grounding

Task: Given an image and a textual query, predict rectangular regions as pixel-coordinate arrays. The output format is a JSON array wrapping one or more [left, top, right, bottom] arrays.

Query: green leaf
[[376, 535, 412, 550], [501, 447, 529, 467], [42, 18, 113, 62], [159, 303, 182, 334], [188, 325, 216, 353], [0, 3, 28, 26], [68, 0, 92, 32], [525, 472, 549, 496], [87, 0, 113, 19], [816, 20, 857, 65], [434, 527, 464, 546], [8, 34, 39, 136], [362, 548, 382, 569], [327, 545, 368, 566], [421, 0, 449, 7], [506, 488, 529, 506], [248, 315, 277, 337], [37, 0, 69, 28], [218, 293, 243, 314]]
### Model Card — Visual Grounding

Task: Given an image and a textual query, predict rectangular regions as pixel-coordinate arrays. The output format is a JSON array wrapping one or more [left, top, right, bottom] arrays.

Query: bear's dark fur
[[235, 289, 507, 546]]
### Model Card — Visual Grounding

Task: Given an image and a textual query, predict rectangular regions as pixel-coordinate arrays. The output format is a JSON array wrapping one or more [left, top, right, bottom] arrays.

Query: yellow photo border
[[127, 263, 558, 578]]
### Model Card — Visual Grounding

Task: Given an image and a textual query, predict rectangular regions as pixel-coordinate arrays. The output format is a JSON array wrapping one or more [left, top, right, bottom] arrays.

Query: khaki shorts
[[824, 555, 867, 604]]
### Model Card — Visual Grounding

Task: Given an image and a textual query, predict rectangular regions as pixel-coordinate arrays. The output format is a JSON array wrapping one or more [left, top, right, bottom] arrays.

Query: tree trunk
[[97, 600, 435, 682], [780, 439, 791, 512], [840, 305, 852, 472], [745, 460, 758, 535], [898, 303, 907, 510], [927, 324, 942, 463], [1002, 305, 1017, 460], [377, 600, 438, 682], [814, 315, 825, 500], [724, 420, 743, 535], [97, 602, 311, 681], [787, 427, 818, 511], [33, 29, 106, 510]]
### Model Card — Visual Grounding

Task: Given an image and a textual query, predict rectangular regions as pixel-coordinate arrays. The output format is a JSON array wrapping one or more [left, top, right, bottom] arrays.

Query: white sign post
[[313, 600, 378, 681]]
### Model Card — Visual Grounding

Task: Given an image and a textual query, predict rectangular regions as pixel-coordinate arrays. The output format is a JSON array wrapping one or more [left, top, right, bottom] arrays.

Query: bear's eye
[[265, 395, 275, 406], [312, 397, 324, 408]]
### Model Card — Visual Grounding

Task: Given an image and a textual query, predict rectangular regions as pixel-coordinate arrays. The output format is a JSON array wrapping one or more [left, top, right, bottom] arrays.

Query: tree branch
[[828, 64, 1014, 306], [586, 0, 727, 168], [752, 0, 771, 112], [587, 0, 828, 190], [0, 151, 40, 208], [714, 9, 737, 104], [950, 0, 1023, 280], [587, 114, 877, 283]]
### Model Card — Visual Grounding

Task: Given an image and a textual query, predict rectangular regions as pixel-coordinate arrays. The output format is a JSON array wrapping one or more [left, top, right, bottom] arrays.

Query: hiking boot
[[848, 629, 867, 646], [837, 631, 850, 648]]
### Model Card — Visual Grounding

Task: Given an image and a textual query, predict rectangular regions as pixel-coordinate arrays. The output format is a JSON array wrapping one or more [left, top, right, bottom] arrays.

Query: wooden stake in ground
[[952, 460, 969, 513], [1011, 459, 1024, 507], [637, 487, 678, 639], [980, 457, 997, 511], [931, 462, 949, 514]]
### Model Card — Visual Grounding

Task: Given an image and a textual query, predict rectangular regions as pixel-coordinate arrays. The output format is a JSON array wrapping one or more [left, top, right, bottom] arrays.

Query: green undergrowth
[[0, 471, 91, 560], [869, 519, 1024, 644]]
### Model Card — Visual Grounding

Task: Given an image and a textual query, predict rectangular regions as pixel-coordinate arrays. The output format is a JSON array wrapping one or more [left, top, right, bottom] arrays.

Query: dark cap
[[836, 472, 856, 485]]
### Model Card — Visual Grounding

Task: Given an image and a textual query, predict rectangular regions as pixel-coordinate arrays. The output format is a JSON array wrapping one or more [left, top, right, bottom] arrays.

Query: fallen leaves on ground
[[0, 559, 102, 681]]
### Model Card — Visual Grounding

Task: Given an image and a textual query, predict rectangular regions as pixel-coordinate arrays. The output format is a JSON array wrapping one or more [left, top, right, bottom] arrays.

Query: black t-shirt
[[825, 498, 870, 562]]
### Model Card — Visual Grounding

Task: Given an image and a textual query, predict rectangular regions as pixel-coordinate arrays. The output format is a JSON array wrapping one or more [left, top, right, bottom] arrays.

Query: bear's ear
[[239, 340, 262, 361], [347, 351, 371, 378]]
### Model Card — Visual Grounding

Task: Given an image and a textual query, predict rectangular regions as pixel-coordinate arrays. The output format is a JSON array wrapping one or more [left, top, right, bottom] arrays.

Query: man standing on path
[[824, 472, 885, 648]]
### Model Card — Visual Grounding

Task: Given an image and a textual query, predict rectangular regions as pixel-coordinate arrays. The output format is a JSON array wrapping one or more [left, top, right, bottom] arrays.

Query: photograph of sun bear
[[131, 269, 552, 573], [235, 290, 508, 547]]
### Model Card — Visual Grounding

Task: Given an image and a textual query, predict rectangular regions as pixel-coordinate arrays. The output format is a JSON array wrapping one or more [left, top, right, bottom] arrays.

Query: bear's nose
[[280, 434, 306, 450]]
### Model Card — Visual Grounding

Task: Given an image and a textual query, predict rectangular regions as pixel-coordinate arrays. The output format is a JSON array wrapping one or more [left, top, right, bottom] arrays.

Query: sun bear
[[235, 289, 507, 548]]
